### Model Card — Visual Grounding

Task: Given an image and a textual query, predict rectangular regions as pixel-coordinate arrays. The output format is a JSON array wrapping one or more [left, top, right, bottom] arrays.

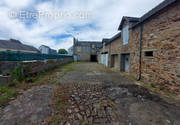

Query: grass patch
[[0, 86, 17, 107], [57, 104, 65, 110]]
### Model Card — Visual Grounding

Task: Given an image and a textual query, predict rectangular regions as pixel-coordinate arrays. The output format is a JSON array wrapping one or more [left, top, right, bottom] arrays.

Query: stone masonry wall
[[104, 1, 180, 94], [110, 37, 121, 69], [119, 21, 140, 79], [74, 46, 91, 61], [131, 1, 180, 93], [0, 57, 73, 85]]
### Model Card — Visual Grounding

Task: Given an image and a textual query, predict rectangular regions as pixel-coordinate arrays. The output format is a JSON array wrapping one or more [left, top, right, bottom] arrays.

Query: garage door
[[105, 54, 108, 67]]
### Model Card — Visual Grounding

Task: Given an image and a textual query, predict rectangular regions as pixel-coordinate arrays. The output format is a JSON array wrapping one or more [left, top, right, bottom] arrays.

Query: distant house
[[0, 39, 39, 53], [39, 45, 57, 55], [68, 46, 73, 55], [73, 38, 102, 62]]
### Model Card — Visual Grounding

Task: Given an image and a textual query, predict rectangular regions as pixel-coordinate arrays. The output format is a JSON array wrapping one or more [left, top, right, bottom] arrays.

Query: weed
[[25, 77, 37, 83], [150, 83, 156, 88], [57, 104, 65, 110], [11, 66, 24, 82], [55, 98, 61, 103], [0, 86, 17, 106]]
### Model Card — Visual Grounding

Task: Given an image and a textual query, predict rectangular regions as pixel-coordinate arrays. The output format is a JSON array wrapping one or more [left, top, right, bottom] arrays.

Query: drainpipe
[[138, 24, 143, 81]]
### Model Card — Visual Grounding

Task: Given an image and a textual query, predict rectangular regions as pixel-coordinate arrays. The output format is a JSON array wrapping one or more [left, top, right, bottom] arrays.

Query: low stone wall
[[23, 58, 73, 75], [0, 57, 73, 85], [0, 61, 19, 74], [0, 75, 12, 85]]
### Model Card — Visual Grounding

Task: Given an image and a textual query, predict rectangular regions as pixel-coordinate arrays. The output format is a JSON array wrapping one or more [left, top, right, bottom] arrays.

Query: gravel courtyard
[[0, 62, 180, 125]]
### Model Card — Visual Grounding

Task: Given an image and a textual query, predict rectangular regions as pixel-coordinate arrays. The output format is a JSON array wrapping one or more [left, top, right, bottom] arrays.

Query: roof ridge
[[132, 0, 177, 28]]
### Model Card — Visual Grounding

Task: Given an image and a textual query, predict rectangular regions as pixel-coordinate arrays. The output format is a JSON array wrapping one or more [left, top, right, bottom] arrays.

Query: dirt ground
[[0, 62, 180, 125]]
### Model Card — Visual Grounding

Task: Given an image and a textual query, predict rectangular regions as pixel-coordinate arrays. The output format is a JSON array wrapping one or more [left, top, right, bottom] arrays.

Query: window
[[84, 47, 88, 53], [122, 25, 129, 45], [92, 44, 95, 49], [77, 47, 81, 52], [145, 51, 153, 57]]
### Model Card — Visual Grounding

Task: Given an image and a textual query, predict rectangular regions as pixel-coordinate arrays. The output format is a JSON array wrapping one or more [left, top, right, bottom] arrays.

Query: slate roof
[[102, 39, 110, 44], [132, 0, 177, 28], [0, 39, 39, 52], [75, 41, 102, 48], [105, 32, 121, 45], [39, 45, 51, 49], [118, 16, 140, 30]]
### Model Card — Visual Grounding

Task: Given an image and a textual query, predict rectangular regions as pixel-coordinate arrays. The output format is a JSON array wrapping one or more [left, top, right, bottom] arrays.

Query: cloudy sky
[[0, 0, 164, 50]]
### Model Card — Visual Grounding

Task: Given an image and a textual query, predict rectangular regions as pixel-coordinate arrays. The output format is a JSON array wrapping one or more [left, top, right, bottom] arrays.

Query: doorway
[[111, 54, 118, 68], [121, 54, 130, 72], [90, 55, 97, 62]]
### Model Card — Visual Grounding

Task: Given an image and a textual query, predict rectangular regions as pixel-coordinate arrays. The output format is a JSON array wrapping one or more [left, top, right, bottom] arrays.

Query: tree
[[58, 49, 68, 54]]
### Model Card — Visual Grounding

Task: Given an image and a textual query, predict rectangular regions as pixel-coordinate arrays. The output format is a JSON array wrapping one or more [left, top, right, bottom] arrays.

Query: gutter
[[138, 24, 143, 80]]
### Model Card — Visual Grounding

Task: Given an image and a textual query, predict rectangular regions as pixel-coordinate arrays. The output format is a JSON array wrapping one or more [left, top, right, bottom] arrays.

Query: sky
[[0, 0, 164, 50]]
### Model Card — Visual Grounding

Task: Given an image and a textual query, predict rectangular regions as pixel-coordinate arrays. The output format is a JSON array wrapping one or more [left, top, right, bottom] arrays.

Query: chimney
[[73, 37, 78, 45]]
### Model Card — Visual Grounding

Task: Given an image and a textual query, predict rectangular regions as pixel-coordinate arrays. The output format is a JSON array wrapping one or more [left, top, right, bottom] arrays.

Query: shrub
[[11, 66, 24, 82], [0, 86, 17, 106]]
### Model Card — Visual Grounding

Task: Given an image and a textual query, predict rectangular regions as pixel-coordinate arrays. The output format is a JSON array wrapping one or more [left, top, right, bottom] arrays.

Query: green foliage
[[23, 65, 31, 77], [150, 83, 156, 88], [25, 77, 37, 83], [0, 86, 17, 106], [11, 66, 24, 82], [57, 104, 65, 110], [58, 49, 68, 54]]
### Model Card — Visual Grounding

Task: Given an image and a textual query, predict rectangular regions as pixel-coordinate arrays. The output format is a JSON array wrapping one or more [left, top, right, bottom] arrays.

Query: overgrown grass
[[48, 62, 76, 84], [0, 62, 76, 109], [0, 86, 17, 107]]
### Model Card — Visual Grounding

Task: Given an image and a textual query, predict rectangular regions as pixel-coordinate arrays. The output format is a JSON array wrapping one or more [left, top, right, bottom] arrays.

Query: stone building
[[98, 38, 110, 67], [98, 0, 180, 93], [73, 38, 102, 61]]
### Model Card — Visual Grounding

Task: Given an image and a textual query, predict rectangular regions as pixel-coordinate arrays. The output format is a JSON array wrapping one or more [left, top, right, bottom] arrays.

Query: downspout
[[138, 24, 143, 80]]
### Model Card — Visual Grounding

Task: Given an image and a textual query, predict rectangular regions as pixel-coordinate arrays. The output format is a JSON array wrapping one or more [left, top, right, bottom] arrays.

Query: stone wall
[[0, 57, 73, 85], [130, 1, 180, 93], [74, 46, 91, 61], [99, 1, 180, 94], [22, 58, 73, 75], [0, 75, 11, 85], [140, 2, 180, 93], [110, 37, 121, 68]]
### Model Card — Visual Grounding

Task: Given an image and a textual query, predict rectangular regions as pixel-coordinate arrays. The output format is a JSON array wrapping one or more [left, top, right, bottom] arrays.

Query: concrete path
[[0, 62, 179, 125], [0, 85, 56, 125], [58, 62, 180, 125]]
